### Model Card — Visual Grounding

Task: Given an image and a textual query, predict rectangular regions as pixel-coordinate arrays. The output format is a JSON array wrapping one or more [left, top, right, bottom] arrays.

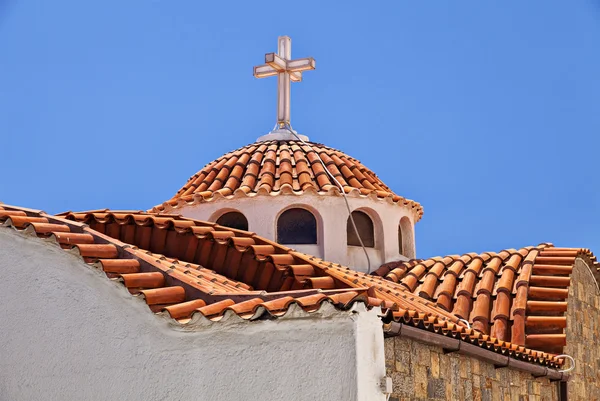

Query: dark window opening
[[216, 211, 248, 231], [347, 211, 375, 248], [277, 208, 317, 244]]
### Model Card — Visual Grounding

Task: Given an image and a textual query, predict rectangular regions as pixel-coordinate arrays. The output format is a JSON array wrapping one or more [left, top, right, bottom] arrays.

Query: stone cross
[[254, 36, 316, 128]]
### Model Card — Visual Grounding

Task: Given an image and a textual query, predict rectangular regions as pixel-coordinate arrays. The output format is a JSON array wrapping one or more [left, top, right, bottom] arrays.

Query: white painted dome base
[[171, 192, 417, 272]]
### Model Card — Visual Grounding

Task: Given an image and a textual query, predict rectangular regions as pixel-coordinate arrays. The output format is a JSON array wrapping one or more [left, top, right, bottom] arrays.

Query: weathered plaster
[[0, 229, 387, 401], [172, 192, 417, 272]]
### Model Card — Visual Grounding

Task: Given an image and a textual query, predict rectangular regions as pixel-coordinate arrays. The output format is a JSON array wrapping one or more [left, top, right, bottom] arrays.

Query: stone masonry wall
[[384, 335, 559, 401], [563, 258, 600, 398]]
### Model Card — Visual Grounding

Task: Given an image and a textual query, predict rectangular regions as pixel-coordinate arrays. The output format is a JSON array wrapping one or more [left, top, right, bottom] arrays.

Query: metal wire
[[458, 318, 471, 330], [280, 123, 372, 273], [581, 259, 600, 295], [555, 354, 576, 373]]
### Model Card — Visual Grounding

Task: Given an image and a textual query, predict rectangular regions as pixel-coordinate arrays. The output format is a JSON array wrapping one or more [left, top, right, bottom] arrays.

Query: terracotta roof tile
[[2, 203, 591, 369], [151, 140, 423, 221], [120, 272, 165, 291], [140, 287, 186, 305], [162, 299, 207, 320], [373, 244, 599, 356]]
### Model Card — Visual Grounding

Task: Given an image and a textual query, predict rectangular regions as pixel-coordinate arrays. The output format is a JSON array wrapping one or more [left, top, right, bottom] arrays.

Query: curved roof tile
[[373, 246, 599, 355], [151, 140, 423, 221]]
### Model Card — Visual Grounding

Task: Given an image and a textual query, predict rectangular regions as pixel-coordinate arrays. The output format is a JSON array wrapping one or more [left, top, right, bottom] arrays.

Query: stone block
[[463, 379, 473, 401], [471, 357, 480, 375], [491, 381, 501, 401], [450, 356, 460, 386], [459, 355, 471, 379], [412, 341, 430, 366], [430, 351, 440, 378], [427, 377, 445, 399], [532, 381, 540, 395], [384, 337, 394, 358], [472, 386, 482, 401], [391, 371, 414, 397]]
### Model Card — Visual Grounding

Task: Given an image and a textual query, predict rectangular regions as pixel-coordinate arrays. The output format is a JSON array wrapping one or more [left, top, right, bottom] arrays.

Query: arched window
[[347, 211, 375, 248], [216, 211, 248, 231], [277, 208, 317, 244]]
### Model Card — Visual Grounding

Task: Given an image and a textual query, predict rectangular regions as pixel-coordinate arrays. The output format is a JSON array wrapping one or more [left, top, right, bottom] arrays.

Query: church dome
[[152, 140, 423, 221]]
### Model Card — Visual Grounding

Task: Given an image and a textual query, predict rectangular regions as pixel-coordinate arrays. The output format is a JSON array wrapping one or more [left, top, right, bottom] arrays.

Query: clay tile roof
[[3, 203, 592, 369], [373, 245, 599, 357], [150, 140, 423, 221]]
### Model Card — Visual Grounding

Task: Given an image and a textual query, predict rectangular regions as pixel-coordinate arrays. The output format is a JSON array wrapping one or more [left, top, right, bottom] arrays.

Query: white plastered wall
[[170, 192, 417, 272], [0, 228, 387, 401]]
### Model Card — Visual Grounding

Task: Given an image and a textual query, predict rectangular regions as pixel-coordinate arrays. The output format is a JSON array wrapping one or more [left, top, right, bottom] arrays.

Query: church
[[1, 36, 598, 400]]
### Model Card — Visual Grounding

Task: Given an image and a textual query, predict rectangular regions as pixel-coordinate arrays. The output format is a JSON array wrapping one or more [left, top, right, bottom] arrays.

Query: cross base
[[256, 128, 310, 142]]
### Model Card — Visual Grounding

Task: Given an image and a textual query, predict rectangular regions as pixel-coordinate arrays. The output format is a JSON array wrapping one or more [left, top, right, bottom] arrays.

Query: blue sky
[[1, 1, 598, 258]]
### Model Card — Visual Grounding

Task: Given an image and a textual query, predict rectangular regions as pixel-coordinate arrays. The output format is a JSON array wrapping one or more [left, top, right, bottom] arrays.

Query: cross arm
[[253, 64, 303, 82], [287, 57, 316, 73], [264, 53, 316, 74]]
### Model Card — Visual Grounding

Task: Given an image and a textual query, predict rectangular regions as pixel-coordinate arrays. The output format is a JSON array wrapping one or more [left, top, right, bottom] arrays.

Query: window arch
[[347, 211, 375, 248], [216, 211, 249, 231], [277, 208, 317, 244]]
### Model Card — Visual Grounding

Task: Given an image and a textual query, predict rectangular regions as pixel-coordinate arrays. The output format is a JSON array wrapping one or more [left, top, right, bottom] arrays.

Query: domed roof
[[153, 140, 423, 220]]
